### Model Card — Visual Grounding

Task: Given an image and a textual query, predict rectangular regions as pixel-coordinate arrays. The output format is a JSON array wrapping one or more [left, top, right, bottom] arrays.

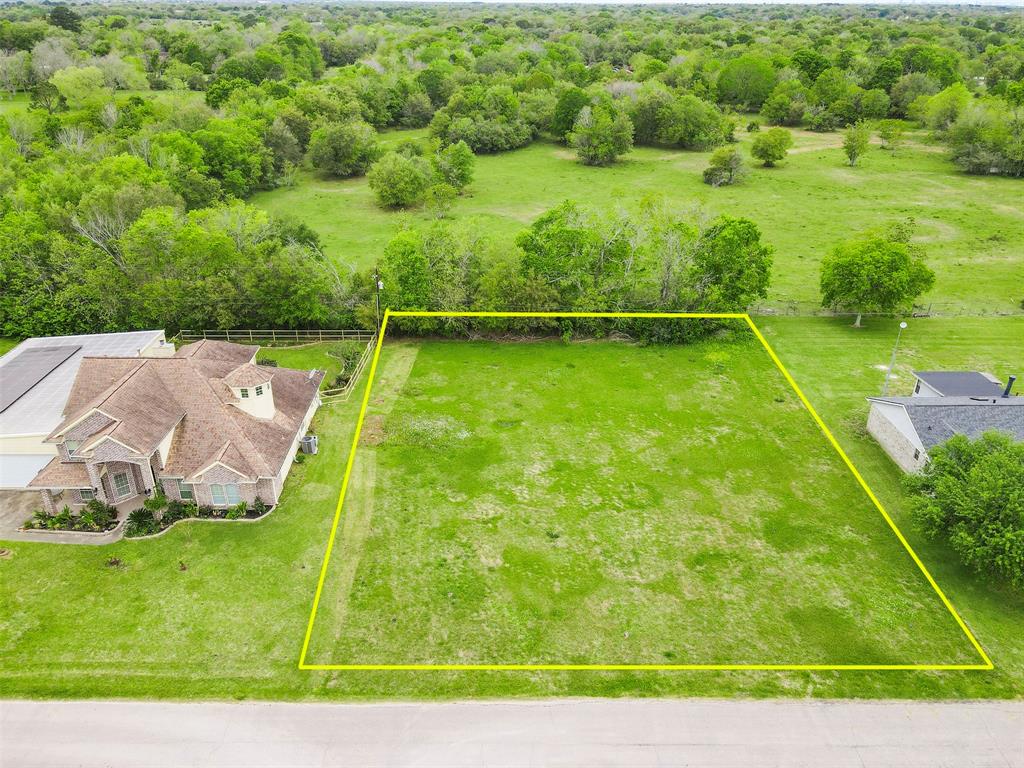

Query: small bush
[[253, 496, 269, 517], [124, 507, 159, 538], [225, 502, 247, 520], [294, 452, 306, 464], [746, 120, 760, 132]]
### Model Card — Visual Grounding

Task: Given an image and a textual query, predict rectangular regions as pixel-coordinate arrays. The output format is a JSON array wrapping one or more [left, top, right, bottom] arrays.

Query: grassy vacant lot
[[304, 334, 977, 669], [252, 129, 1023, 314], [1, 319, 1022, 700]]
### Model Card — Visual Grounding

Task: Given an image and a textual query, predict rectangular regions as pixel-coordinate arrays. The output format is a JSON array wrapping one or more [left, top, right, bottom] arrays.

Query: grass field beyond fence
[[303, 321, 983, 670]]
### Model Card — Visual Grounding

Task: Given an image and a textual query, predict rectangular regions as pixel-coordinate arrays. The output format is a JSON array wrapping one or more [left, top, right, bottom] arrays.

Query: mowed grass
[[1, 319, 1022, 700], [305, 332, 977, 668], [252, 129, 1024, 313], [255, 340, 367, 389]]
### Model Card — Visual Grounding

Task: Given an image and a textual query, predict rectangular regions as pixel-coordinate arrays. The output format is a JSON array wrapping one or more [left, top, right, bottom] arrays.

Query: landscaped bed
[[122, 495, 273, 538]]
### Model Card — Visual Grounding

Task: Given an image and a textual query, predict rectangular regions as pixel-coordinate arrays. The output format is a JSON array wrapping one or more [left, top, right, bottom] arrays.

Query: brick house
[[866, 371, 1021, 473], [28, 340, 323, 514]]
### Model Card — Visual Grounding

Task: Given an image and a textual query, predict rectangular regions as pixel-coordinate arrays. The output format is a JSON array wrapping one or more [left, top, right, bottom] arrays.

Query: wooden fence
[[320, 334, 378, 404]]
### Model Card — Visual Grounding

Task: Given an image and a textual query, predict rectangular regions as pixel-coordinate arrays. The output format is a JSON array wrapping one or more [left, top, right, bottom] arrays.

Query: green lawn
[[252, 129, 1024, 314], [255, 340, 367, 389], [303, 334, 978, 669], [2, 317, 1022, 700], [0, 337, 19, 357]]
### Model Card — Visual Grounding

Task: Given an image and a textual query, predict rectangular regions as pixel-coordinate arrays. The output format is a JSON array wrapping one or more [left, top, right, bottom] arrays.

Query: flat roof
[[0, 331, 165, 438]]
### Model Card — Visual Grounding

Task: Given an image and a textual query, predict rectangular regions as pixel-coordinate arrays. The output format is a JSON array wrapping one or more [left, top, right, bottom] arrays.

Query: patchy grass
[[304, 333, 977, 668], [2, 318, 1022, 700], [252, 129, 1024, 313]]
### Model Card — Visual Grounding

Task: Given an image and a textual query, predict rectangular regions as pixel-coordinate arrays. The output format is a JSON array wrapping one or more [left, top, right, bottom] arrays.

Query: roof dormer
[[223, 363, 276, 419]]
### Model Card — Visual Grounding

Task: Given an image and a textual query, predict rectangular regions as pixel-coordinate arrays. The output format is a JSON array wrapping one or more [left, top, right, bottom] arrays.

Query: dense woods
[[0, 2, 1021, 337]]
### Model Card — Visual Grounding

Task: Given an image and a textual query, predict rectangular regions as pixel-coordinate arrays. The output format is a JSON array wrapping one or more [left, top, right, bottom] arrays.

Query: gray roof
[[913, 371, 1005, 397], [869, 396, 1024, 450], [0, 331, 165, 437]]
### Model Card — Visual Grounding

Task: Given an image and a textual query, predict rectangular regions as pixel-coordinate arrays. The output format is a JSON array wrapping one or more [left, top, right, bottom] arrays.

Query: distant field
[[252, 128, 1024, 314], [2, 317, 1022, 700], [303, 333, 978, 669]]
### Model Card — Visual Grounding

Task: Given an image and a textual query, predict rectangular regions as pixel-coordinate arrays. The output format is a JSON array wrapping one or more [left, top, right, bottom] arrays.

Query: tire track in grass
[[322, 342, 421, 654]]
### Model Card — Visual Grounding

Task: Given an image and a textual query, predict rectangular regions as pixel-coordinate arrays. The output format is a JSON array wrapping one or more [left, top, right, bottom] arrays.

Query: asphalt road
[[2, 698, 1022, 767]]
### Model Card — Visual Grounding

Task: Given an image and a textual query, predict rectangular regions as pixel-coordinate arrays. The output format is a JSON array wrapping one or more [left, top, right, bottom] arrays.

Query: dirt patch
[[360, 414, 385, 446]]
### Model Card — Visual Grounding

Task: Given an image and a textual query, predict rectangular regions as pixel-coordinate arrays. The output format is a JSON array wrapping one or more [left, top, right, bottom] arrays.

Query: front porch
[[33, 455, 159, 516]]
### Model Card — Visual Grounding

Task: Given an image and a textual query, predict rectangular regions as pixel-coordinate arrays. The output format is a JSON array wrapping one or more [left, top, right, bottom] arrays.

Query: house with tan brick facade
[[866, 371, 1021, 473], [28, 339, 323, 515]]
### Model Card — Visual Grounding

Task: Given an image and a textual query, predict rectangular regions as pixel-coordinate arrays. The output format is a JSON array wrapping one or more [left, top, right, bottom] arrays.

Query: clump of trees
[[375, 198, 772, 341], [906, 432, 1024, 591], [819, 219, 935, 327], [568, 103, 633, 166], [366, 141, 476, 209]]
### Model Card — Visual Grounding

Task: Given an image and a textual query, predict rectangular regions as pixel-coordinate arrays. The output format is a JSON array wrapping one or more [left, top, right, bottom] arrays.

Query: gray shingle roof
[[913, 371, 1006, 397], [869, 396, 1024, 450]]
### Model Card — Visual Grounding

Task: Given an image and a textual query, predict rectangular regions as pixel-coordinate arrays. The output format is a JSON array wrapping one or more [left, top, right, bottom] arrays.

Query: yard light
[[373, 268, 383, 332], [882, 321, 908, 396]]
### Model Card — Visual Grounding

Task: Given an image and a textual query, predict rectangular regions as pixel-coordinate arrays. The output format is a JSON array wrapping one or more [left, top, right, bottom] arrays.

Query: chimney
[[1003, 375, 1017, 398]]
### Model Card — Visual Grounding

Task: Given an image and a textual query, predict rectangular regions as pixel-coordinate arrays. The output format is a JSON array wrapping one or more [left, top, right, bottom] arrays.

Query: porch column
[[86, 463, 107, 503], [138, 458, 156, 493], [39, 489, 58, 515]]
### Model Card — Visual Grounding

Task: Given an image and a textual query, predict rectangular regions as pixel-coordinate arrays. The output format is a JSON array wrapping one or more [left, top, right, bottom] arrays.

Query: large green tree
[[819, 220, 935, 326]]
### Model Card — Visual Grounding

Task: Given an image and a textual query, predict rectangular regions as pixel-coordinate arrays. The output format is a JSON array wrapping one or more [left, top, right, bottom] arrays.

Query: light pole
[[372, 268, 383, 332], [882, 321, 908, 396]]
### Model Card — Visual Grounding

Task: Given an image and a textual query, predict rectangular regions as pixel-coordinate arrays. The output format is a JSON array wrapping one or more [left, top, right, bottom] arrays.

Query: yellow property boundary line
[[298, 310, 993, 672]]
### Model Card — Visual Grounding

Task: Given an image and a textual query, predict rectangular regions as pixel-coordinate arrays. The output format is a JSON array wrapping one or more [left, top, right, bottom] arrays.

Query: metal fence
[[175, 329, 376, 344], [747, 302, 1023, 318]]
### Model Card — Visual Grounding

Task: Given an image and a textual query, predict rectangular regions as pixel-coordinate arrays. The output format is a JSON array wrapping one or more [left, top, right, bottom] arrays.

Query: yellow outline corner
[[298, 311, 992, 672]]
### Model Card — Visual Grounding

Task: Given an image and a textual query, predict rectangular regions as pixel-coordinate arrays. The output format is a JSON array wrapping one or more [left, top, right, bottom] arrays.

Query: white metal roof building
[[0, 330, 171, 488]]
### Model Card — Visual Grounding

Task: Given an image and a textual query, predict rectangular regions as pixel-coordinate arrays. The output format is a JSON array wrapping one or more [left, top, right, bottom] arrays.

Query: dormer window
[[240, 388, 249, 398], [255, 385, 264, 396]]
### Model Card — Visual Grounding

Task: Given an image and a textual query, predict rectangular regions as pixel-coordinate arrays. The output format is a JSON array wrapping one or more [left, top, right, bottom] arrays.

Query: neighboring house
[[27, 339, 324, 515], [0, 331, 172, 490], [867, 371, 1021, 473]]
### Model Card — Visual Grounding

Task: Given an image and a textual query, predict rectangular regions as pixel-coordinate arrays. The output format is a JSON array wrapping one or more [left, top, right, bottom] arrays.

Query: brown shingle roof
[[29, 457, 90, 489], [174, 339, 256, 364], [41, 344, 324, 483], [223, 363, 274, 388]]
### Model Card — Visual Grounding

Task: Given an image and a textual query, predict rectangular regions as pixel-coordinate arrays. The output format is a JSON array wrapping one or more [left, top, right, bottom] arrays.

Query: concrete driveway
[[2, 698, 1022, 767]]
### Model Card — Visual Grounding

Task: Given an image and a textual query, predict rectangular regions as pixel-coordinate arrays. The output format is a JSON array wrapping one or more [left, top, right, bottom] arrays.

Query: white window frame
[[65, 440, 80, 455], [79, 488, 94, 501], [210, 484, 226, 505], [177, 480, 194, 501], [240, 388, 249, 399], [112, 471, 131, 498], [255, 385, 263, 396]]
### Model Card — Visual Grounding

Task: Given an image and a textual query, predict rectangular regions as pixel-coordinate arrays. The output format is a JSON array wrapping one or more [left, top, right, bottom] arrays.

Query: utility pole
[[882, 321, 908, 396]]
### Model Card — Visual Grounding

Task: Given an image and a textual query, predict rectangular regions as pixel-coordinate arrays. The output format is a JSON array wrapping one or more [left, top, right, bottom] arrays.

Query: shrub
[[750, 127, 794, 167], [253, 497, 269, 517], [905, 432, 1024, 590], [703, 146, 747, 186], [367, 153, 431, 208], [432, 140, 475, 191], [162, 500, 189, 524], [225, 502, 247, 520], [124, 507, 159, 538], [295, 451, 307, 464], [746, 121, 760, 133]]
